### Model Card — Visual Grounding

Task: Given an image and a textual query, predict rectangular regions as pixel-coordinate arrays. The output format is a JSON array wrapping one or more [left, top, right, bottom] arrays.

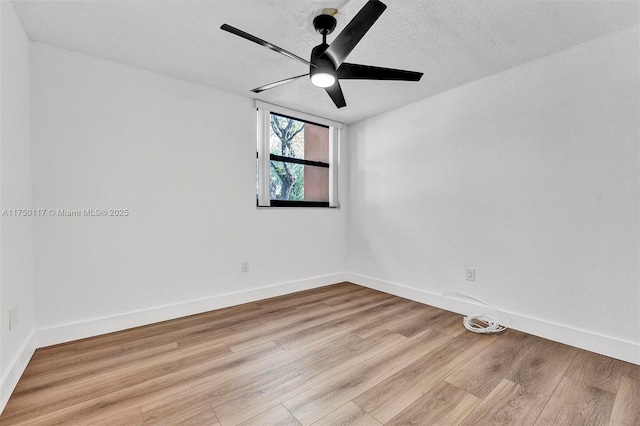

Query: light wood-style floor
[[1, 283, 638, 425]]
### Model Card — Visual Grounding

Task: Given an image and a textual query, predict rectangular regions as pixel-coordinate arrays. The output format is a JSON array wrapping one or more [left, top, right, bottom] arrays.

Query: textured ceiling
[[12, 0, 639, 124]]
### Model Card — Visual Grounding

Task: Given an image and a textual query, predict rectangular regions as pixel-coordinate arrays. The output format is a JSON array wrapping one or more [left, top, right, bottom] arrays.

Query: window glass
[[269, 161, 329, 202]]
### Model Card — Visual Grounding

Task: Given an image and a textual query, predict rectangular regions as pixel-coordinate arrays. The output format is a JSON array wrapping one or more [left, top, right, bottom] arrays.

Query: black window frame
[[259, 112, 332, 208]]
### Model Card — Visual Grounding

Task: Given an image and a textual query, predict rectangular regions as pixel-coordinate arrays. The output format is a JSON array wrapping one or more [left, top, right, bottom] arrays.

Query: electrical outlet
[[241, 261, 250, 273], [465, 268, 475, 281], [9, 305, 19, 330]]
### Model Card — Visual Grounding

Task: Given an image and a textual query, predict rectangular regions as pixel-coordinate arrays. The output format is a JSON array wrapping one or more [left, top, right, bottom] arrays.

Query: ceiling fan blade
[[325, 81, 347, 109], [221, 24, 315, 68], [338, 63, 423, 81], [251, 74, 309, 93], [323, 0, 387, 68]]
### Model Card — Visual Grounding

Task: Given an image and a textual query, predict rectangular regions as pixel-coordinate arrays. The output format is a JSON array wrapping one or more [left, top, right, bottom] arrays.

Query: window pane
[[269, 113, 329, 163], [303, 164, 329, 202], [270, 114, 305, 160], [270, 161, 304, 201], [301, 122, 329, 163], [270, 161, 329, 202]]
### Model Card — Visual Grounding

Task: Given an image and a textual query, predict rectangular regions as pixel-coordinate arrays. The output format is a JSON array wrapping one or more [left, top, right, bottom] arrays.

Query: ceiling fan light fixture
[[310, 71, 336, 88]]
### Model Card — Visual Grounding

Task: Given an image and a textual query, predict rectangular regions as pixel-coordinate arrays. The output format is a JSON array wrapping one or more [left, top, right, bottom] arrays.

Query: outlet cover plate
[[465, 268, 475, 281], [9, 305, 19, 330]]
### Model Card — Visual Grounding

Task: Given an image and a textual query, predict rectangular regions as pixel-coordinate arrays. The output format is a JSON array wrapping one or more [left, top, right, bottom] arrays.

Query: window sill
[[257, 200, 337, 208]]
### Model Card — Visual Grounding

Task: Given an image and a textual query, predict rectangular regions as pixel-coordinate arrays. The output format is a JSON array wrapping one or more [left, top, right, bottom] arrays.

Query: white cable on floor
[[442, 292, 509, 334]]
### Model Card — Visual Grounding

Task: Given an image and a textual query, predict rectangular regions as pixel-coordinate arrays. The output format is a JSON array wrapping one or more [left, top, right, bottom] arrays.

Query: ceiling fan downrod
[[310, 14, 338, 88]]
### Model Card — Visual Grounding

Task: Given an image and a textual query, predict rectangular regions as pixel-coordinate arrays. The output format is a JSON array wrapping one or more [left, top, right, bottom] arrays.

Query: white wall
[[348, 26, 639, 362], [0, 0, 37, 411], [30, 43, 347, 345]]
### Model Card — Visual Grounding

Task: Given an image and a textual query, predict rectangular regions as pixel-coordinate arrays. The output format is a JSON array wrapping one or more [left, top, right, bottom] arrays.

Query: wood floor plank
[[535, 376, 616, 426], [177, 339, 230, 357], [20, 339, 220, 405], [89, 407, 144, 426], [73, 302, 263, 352], [20, 344, 80, 378], [227, 291, 394, 352], [139, 331, 377, 425], [187, 332, 368, 425], [1, 341, 284, 425], [340, 298, 422, 332], [14, 342, 189, 395], [273, 298, 415, 351], [283, 329, 453, 425], [505, 338, 578, 396], [30, 342, 78, 357], [385, 304, 439, 335], [312, 402, 382, 426], [20, 344, 122, 382], [255, 283, 363, 310], [621, 362, 640, 382], [182, 302, 339, 354], [385, 381, 479, 426], [142, 402, 220, 425], [388, 307, 464, 338], [142, 395, 215, 425], [460, 378, 548, 425], [567, 350, 624, 394], [609, 376, 640, 425], [237, 404, 301, 426], [348, 299, 433, 339], [445, 329, 540, 398], [3, 342, 185, 415], [220, 303, 343, 353], [353, 331, 495, 423], [255, 282, 357, 305], [211, 331, 407, 425], [317, 288, 383, 307], [130, 304, 315, 352]]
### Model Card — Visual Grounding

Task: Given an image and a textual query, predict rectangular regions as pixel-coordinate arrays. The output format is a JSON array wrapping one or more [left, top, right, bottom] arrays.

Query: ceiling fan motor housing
[[310, 43, 337, 87], [313, 14, 337, 35]]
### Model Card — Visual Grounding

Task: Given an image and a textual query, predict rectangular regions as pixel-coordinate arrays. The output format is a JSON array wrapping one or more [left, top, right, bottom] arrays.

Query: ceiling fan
[[220, 0, 423, 109]]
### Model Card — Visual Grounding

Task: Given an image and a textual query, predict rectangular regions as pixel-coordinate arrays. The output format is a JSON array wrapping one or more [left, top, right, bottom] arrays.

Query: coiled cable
[[443, 292, 509, 334]]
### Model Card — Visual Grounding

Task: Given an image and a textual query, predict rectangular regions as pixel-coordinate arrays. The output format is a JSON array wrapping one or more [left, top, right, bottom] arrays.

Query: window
[[256, 102, 341, 207]]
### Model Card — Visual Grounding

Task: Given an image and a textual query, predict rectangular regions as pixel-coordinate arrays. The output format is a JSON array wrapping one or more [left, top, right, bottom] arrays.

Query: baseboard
[[0, 330, 37, 414], [346, 272, 640, 365], [37, 272, 350, 348]]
